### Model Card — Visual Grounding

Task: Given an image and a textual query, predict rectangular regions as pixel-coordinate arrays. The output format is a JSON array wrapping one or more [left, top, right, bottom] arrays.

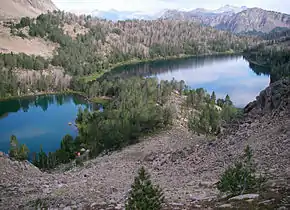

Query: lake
[[0, 94, 91, 155], [0, 55, 270, 155], [107, 55, 270, 107]]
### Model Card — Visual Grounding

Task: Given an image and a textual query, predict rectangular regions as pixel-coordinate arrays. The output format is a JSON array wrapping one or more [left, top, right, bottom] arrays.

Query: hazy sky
[[52, 0, 290, 14]]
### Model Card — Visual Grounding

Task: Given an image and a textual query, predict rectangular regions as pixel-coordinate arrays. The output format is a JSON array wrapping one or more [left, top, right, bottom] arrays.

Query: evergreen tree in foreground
[[126, 166, 164, 210]]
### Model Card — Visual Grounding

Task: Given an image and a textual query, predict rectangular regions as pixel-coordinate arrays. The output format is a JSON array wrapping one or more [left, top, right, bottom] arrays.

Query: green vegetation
[[1, 10, 258, 100], [244, 44, 290, 82], [25, 76, 241, 169], [126, 166, 164, 210], [75, 77, 177, 158], [186, 88, 239, 136], [32, 77, 179, 169], [9, 135, 29, 161], [1, 10, 257, 99], [217, 146, 265, 196], [91, 97, 110, 107], [0, 53, 49, 70], [9, 11, 254, 78], [32, 134, 81, 170], [0, 53, 70, 98]]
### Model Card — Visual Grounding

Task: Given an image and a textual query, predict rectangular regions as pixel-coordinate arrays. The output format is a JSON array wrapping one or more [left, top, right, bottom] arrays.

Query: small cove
[[0, 94, 91, 154]]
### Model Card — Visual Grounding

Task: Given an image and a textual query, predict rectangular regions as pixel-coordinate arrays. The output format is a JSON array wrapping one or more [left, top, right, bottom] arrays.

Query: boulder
[[244, 79, 290, 114], [229, 194, 259, 201], [219, 204, 233, 208]]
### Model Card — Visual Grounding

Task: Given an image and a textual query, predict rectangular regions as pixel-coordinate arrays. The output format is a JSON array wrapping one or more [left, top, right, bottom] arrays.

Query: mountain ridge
[[162, 7, 290, 33], [0, 0, 57, 19], [67, 5, 290, 34], [69, 5, 247, 21]]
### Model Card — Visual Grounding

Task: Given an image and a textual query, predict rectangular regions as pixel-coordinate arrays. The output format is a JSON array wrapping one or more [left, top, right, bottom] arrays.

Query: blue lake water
[[0, 55, 270, 155], [0, 94, 90, 155], [108, 55, 270, 107]]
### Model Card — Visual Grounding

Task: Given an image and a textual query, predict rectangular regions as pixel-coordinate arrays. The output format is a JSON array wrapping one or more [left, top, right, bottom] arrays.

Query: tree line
[[244, 44, 290, 82], [26, 76, 240, 170], [185, 88, 240, 136], [9, 11, 258, 78], [30, 77, 179, 169]]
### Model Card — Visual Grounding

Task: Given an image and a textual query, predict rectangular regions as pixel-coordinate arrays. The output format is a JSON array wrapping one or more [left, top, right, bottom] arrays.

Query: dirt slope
[[0, 23, 57, 57], [0, 0, 57, 19], [0, 80, 289, 209]]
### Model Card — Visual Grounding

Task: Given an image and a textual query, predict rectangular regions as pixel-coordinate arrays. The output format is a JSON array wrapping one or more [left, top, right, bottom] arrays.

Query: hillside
[[0, 11, 258, 99], [0, 79, 289, 209], [0, 22, 57, 57], [162, 7, 290, 34], [0, 4, 290, 210], [0, 0, 57, 19]]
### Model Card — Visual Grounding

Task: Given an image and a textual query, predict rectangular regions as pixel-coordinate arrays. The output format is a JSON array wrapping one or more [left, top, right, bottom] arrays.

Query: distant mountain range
[[73, 5, 290, 34], [69, 9, 161, 20], [162, 7, 290, 34], [75, 5, 247, 21], [2, 2, 289, 35], [91, 9, 158, 20]]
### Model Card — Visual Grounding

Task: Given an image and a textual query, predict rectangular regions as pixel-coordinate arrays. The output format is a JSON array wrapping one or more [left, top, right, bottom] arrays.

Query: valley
[[0, 1, 289, 210]]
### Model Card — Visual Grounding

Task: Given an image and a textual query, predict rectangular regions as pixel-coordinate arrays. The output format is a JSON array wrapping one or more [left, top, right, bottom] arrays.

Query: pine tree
[[9, 135, 29, 161], [9, 135, 18, 158], [18, 144, 29, 161], [210, 91, 216, 104], [225, 94, 233, 106], [126, 166, 164, 210]]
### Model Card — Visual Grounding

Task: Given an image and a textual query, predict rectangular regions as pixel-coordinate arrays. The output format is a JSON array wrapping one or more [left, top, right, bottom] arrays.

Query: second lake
[[108, 55, 270, 107]]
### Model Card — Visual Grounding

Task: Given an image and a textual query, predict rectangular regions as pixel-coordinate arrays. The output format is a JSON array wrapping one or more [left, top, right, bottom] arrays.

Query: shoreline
[[0, 52, 242, 102], [0, 90, 111, 107], [80, 51, 242, 82], [0, 90, 87, 102]]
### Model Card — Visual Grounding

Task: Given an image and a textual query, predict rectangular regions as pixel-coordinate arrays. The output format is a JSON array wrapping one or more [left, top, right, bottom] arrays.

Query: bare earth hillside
[[0, 23, 57, 57], [0, 0, 57, 19]]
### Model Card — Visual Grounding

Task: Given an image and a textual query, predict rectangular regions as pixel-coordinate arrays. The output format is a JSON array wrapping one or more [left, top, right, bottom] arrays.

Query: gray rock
[[115, 203, 123, 209], [229, 194, 259, 201], [143, 152, 157, 162], [162, 7, 290, 33], [109, 199, 116, 204], [99, 201, 107, 206], [219, 204, 232, 208]]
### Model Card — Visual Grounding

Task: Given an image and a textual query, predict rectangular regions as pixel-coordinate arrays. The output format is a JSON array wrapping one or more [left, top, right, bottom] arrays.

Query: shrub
[[9, 135, 29, 161], [217, 146, 265, 196], [126, 166, 164, 210]]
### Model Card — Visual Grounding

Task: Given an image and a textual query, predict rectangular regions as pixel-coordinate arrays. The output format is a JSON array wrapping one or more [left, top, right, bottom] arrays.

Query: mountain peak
[[213, 5, 247, 14]]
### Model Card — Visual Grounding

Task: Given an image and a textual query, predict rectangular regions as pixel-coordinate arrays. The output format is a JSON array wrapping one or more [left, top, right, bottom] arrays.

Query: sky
[[52, 0, 290, 14]]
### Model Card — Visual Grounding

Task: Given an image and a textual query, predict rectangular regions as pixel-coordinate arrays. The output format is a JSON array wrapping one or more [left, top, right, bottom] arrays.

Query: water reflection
[[0, 94, 91, 119], [108, 55, 270, 107], [0, 94, 91, 154]]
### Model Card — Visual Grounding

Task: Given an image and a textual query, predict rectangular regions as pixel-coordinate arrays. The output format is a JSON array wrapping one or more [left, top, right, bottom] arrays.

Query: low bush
[[217, 146, 265, 196]]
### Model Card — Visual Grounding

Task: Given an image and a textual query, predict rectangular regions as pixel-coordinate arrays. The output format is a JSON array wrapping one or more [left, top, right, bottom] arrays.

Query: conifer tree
[[126, 166, 164, 210], [9, 135, 29, 161], [210, 91, 216, 104]]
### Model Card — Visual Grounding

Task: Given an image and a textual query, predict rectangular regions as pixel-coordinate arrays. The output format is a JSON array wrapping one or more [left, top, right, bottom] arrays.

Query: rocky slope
[[0, 79, 289, 209], [0, 0, 58, 19], [162, 8, 290, 34]]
